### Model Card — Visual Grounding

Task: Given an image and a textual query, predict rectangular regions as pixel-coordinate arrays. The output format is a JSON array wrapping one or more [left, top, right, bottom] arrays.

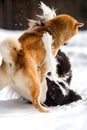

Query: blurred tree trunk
[[0, 0, 86, 30], [3, 0, 13, 29], [0, 0, 3, 27]]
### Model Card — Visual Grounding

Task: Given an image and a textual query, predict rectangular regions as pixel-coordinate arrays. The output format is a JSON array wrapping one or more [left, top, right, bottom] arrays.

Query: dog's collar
[[46, 26, 61, 43], [40, 19, 61, 43]]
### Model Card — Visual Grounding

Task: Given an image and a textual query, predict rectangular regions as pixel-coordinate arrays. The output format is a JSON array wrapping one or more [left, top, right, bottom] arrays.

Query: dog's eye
[[64, 41, 69, 46]]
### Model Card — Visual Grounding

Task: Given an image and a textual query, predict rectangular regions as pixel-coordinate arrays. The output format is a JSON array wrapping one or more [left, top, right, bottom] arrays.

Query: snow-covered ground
[[0, 29, 87, 130]]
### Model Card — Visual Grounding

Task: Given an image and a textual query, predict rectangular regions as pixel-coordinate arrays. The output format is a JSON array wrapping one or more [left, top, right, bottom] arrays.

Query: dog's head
[[31, 2, 84, 50], [45, 14, 84, 44]]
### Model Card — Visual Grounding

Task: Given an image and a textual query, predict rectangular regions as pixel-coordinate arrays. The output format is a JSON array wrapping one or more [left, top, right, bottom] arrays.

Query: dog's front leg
[[31, 73, 50, 112]]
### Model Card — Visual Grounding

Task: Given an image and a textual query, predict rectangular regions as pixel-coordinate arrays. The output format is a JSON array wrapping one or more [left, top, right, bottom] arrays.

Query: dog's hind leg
[[24, 59, 50, 112], [29, 72, 50, 112]]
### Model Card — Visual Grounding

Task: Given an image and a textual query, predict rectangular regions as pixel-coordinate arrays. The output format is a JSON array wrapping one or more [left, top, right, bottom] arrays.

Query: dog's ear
[[75, 22, 84, 28]]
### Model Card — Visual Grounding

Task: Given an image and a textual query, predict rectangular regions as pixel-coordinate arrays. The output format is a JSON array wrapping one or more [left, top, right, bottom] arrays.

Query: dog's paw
[[42, 32, 53, 50], [39, 106, 51, 112]]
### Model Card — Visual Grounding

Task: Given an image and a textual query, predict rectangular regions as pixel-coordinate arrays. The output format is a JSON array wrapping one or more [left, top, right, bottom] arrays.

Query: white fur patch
[[42, 32, 68, 96], [12, 70, 33, 101], [42, 32, 57, 77], [37, 2, 56, 20], [40, 78, 48, 103]]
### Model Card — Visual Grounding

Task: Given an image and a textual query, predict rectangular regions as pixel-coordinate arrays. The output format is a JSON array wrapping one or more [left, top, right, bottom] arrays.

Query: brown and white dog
[[0, 2, 84, 112]]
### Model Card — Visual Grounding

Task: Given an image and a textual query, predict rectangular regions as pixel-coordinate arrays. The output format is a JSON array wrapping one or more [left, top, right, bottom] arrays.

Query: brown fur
[[0, 14, 84, 112], [19, 14, 84, 80]]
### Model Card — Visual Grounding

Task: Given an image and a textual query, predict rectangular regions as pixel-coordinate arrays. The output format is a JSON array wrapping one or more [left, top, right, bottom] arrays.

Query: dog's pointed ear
[[75, 22, 84, 28]]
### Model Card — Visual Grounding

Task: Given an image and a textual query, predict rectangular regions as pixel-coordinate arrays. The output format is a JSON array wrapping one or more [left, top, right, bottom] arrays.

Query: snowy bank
[[0, 29, 87, 130]]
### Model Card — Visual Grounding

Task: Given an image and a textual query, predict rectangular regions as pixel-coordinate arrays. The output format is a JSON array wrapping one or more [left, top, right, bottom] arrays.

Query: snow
[[0, 29, 87, 130]]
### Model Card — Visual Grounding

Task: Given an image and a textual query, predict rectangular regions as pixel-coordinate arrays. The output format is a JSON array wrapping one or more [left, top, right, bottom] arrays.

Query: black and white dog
[[44, 49, 81, 106]]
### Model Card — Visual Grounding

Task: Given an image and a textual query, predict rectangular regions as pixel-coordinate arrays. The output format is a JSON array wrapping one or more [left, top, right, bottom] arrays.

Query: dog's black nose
[[64, 43, 67, 46]]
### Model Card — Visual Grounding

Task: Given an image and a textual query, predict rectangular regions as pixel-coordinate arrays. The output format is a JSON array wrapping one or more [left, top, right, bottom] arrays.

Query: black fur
[[56, 49, 72, 84], [44, 78, 81, 106], [44, 49, 82, 106]]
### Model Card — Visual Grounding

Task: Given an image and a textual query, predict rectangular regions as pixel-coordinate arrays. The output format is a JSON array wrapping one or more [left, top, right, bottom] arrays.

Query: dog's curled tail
[[0, 38, 21, 50], [0, 38, 21, 63], [0, 38, 21, 55]]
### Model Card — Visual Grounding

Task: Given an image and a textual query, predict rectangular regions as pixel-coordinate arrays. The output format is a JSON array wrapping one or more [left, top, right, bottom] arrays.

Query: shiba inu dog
[[0, 2, 84, 112]]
